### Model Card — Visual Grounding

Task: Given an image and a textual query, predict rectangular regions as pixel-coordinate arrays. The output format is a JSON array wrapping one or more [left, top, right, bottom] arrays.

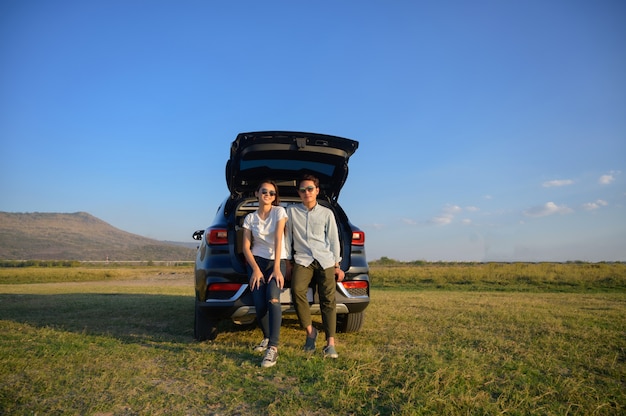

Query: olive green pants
[[291, 261, 337, 339]]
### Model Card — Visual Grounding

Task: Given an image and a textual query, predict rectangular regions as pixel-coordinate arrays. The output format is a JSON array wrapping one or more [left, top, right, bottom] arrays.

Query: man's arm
[[326, 211, 345, 281], [326, 210, 342, 266], [284, 206, 294, 280]]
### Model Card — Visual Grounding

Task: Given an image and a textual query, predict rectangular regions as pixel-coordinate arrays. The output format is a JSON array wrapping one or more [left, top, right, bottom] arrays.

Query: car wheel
[[337, 311, 365, 333], [194, 305, 218, 341]]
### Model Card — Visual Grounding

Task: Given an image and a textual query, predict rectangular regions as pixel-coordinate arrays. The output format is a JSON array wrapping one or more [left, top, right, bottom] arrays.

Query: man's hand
[[335, 267, 345, 282]]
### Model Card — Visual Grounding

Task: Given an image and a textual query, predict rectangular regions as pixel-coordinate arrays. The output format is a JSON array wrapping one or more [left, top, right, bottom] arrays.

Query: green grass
[[3, 262, 624, 291], [0, 265, 625, 415], [370, 262, 626, 292]]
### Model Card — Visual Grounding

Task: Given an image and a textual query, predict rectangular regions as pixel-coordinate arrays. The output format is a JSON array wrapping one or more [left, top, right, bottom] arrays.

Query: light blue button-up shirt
[[286, 203, 342, 270]]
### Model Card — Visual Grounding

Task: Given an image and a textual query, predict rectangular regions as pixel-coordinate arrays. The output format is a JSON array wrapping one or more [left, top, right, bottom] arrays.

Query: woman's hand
[[249, 269, 264, 290], [269, 270, 285, 289]]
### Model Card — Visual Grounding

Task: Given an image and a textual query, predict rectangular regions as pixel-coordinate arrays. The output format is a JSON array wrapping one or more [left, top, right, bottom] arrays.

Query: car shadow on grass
[[0, 293, 300, 345], [0, 293, 194, 343]]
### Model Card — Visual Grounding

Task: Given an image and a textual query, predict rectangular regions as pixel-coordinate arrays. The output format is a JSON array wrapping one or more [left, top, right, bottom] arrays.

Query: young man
[[285, 174, 345, 358]]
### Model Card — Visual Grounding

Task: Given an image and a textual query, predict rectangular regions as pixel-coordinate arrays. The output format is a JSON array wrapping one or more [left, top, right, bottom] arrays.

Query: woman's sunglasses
[[260, 189, 276, 196]]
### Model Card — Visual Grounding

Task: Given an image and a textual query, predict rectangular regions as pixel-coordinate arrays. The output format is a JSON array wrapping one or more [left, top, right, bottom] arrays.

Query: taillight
[[341, 280, 369, 297], [351, 231, 365, 246], [341, 280, 368, 290], [206, 282, 243, 300], [208, 283, 242, 292], [208, 229, 228, 245]]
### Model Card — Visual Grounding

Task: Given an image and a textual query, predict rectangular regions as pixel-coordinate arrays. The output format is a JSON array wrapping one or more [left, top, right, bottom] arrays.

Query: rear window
[[240, 159, 335, 177]]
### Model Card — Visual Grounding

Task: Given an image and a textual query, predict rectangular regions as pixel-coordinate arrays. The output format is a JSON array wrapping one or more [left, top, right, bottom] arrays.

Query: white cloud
[[429, 204, 480, 226], [443, 204, 462, 214], [430, 204, 462, 225], [542, 179, 574, 188], [582, 200, 608, 211], [461, 218, 472, 225], [523, 202, 573, 217], [599, 174, 615, 185], [599, 175, 613, 185], [599, 170, 621, 185], [431, 215, 453, 225], [401, 218, 417, 225]]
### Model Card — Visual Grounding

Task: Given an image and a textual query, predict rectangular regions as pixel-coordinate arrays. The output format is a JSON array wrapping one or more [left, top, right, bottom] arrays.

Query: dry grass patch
[[0, 265, 191, 284]]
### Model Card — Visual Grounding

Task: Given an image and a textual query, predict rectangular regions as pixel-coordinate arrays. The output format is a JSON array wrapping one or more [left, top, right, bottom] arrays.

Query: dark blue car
[[192, 131, 370, 341]]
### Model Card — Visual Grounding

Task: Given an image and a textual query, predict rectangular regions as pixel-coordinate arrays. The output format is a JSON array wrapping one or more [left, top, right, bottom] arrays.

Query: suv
[[192, 131, 370, 341]]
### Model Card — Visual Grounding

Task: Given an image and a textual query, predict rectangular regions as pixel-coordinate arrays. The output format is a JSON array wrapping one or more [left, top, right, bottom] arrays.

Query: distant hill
[[0, 212, 197, 261]]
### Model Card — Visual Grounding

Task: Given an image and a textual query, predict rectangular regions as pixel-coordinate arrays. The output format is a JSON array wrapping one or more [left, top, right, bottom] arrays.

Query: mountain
[[0, 212, 197, 261]]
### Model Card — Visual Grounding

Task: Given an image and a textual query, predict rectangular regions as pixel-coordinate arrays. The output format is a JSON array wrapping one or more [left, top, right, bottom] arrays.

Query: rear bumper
[[196, 281, 369, 321]]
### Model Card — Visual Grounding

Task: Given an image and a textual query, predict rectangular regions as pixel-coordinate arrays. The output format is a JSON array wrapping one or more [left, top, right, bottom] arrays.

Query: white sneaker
[[253, 338, 269, 353], [261, 347, 278, 368]]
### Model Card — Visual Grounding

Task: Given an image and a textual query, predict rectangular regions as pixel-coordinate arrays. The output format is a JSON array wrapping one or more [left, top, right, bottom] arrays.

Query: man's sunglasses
[[298, 186, 316, 193], [260, 189, 276, 196]]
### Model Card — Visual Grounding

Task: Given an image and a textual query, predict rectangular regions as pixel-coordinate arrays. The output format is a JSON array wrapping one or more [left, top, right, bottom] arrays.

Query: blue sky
[[1, 0, 624, 262]]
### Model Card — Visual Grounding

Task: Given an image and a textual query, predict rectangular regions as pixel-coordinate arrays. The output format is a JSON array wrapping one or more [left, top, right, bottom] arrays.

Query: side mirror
[[192, 229, 205, 241]]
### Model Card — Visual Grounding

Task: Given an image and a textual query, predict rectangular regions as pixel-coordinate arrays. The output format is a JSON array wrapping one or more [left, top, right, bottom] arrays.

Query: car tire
[[337, 311, 365, 333], [194, 305, 218, 341]]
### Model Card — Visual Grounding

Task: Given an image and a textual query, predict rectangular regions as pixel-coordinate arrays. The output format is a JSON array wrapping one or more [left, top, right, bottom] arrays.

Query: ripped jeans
[[248, 256, 283, 348]]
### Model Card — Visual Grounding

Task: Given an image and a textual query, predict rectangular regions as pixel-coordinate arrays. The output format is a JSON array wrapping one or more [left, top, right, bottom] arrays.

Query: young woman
[[242, 180, 288, 368]]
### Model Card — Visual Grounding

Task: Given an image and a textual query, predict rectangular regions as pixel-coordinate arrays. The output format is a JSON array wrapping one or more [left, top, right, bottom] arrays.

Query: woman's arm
[[243, 227, 263, 290], [269, 217, 287, 289]]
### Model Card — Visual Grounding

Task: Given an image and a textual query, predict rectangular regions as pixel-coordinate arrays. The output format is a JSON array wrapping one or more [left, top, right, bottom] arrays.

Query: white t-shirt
[[242, 205, 288, 260]]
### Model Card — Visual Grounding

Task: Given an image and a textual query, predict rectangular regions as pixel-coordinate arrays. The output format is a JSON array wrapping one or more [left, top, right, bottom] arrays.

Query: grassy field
[[0, 263, 625, 415], [0, 263, 192, 284]]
